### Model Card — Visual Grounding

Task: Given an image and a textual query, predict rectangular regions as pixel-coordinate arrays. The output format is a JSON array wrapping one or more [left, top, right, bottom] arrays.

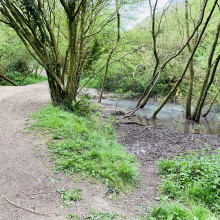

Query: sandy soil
[[0, 82, 219, 219]]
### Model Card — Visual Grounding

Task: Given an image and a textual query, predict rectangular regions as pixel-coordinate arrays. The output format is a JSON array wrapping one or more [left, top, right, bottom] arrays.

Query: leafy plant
[[58, 188, 82, 208], [84, 210, 119, 220], [68, 210, 120, 220], [146, 200, 217, 220], [157, 148, 220, 215]]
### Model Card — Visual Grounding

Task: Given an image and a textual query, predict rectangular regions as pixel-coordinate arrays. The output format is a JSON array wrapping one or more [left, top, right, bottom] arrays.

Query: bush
[[5, 58, 29, 73]]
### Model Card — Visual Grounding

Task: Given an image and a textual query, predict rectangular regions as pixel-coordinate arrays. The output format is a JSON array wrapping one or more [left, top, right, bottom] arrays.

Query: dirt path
[[0, 82, 65, 219]]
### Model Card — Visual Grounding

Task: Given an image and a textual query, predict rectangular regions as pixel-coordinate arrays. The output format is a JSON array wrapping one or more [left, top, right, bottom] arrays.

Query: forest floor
[[0, 82, 219, 219]]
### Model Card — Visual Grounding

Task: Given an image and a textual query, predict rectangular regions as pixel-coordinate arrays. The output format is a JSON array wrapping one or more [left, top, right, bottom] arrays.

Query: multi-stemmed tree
[[0, 0, 115, 109]]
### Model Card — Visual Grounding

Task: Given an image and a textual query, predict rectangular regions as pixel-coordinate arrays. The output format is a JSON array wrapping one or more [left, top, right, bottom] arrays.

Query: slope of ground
[[0, 82, 219, 219]]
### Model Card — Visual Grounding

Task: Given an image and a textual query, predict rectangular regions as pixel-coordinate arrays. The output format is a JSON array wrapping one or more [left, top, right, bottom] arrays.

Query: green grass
[[68, 210, 120, 219], [0, 71, 47, 86], [146, 148, 220, 219], [32, 104, 138, 191]]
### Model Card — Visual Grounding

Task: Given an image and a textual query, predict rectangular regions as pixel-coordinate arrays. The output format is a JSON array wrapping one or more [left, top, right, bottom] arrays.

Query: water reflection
[[101, 99, 220, 135]]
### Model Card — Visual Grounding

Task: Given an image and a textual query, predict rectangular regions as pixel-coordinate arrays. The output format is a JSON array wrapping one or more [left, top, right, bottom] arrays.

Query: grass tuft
[[147, 200, 217, 220]]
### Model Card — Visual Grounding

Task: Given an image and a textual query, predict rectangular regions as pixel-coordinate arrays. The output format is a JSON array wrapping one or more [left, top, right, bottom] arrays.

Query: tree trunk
[[185, 0, 195, 119], [202, 94, 218, 117], [185, 59, 195, 119], [98, 0, 120, 103], [46, 71, 72, 109], [194, 54, 220, 121], [136, 0, 159, 108]]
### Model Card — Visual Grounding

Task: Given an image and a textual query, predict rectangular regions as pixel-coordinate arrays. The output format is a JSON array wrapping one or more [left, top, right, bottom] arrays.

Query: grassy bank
[[32, 104, 138, 191], [146, 148, 220, 219]]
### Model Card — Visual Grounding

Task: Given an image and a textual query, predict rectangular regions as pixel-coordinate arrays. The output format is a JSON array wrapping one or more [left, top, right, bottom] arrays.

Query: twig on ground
[[4, 195, 51, 216], [76, 204, 85, 219]]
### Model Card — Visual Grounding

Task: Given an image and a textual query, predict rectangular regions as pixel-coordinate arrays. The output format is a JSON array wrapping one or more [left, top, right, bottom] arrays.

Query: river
[[101, 99, 220, 135]]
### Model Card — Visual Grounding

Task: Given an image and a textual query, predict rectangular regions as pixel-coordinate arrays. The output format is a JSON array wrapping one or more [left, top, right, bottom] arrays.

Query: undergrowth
[[68, 210, 120, 219], [0, 71, 47, 86], [146, 148, 219, 219], [32, 104, 138, 191]]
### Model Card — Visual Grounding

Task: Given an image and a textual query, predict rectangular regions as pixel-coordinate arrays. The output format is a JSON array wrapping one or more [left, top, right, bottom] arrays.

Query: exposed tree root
[[4, 195, 52, 216]]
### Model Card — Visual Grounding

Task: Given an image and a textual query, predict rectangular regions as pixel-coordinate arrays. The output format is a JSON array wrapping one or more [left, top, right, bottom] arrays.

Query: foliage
[[84, 210, 119, 220], [0, 25, 32, 72], [0, 71, 47, 86], [68, 210, 120, 220], [146, 200, 217, 220], [152, 148, 220, 217], [81, 0, 219, 106], [72, 98, 92, 116], [32, 105, 138, 191]]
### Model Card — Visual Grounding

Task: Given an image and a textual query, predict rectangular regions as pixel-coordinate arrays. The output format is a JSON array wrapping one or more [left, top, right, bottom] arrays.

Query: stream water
[[101, 99, 220, 135]]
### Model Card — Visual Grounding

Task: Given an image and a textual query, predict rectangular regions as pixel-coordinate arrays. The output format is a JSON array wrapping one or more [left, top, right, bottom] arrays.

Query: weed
[[32, 105, 138, 191], [146, 200, 217, 220], [58, 188, 82, 208], [67, 213, 80, 219], [85, 210, 119, 219], [67, 210, 120, 220]]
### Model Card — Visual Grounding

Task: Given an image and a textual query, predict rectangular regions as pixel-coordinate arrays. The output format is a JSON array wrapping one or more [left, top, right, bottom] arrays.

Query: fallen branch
[[118, 121, 147, 126], [4, 195, 50, 216], [0, 73, 18, 86]]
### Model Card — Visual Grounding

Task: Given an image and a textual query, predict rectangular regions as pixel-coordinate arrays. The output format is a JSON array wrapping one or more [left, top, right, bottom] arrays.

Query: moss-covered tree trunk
[[185, 0, 196, 119], [0, 0, 108, 111]]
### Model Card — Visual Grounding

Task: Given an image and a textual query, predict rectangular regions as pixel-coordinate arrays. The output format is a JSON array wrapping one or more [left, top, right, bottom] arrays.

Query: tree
[[0, 0, 114, 109], [98, 0, 120, 103], [191, 21, 220, 121], [152, 0, 219, 119], [185, 0, 196, 119]]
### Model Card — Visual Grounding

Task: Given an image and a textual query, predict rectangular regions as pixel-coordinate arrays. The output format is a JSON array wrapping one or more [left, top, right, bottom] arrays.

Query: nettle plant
[[158, 148, 220, 213]]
